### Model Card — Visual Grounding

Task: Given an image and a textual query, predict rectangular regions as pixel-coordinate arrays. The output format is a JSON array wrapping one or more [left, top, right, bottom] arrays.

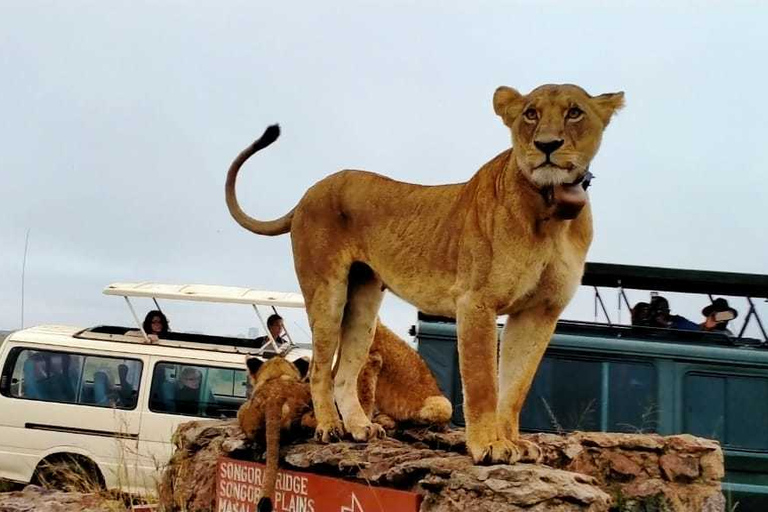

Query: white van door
[[136, 356, 250, 485], [0, 345, 146, 492]]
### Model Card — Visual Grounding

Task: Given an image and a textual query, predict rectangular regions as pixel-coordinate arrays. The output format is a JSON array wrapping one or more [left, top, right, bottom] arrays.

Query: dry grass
[[0, 478, 23, 492]]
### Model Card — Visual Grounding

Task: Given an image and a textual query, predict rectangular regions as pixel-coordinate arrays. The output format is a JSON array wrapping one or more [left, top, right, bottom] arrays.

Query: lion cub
[[298, 321, 453, 432], [359, 321, 452, 428], [237, 356, 311, 512], [238, 323, 451, 511]]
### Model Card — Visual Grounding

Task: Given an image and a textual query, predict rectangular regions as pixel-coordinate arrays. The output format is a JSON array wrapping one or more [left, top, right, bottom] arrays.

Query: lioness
[[226, 84, 623, 464]]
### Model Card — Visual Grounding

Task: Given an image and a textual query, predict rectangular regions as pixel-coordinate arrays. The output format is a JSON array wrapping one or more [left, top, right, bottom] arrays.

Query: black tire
[[32, 454, 104, 492]]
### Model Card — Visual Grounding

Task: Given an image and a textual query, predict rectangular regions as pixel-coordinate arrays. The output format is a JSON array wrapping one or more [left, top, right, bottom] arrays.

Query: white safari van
[[0, 283, 311, 495]]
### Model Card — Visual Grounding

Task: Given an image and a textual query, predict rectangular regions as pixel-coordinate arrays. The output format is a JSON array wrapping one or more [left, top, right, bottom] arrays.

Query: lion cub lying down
[[296, 320, 453, 431], [359, 320, 452, 428], [238, 322, 452, 511]]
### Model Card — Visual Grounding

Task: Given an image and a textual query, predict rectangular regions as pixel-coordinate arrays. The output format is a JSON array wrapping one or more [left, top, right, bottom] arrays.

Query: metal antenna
[[20, 229, 30, 329]]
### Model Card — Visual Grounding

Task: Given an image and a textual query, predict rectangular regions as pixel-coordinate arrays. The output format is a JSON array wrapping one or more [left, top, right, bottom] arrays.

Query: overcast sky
[[1, 1, 766, 342]]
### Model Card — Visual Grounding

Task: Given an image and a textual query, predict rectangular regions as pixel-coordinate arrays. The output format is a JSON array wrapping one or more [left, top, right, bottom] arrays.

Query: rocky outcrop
[[158, 420, 724, 512], [528, 432, 725, 512], [0, 485, 128, 512]]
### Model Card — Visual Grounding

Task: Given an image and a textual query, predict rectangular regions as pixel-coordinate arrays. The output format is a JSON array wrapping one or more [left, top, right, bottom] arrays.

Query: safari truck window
[[684, 372, 768, 451], [521, 356, 657, 433], [149, 361, 248, 419], [1, 347, 142, 410]]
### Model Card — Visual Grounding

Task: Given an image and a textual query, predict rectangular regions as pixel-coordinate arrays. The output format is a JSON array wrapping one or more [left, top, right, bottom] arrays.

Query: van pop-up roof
[[102, 282, 307, 356]]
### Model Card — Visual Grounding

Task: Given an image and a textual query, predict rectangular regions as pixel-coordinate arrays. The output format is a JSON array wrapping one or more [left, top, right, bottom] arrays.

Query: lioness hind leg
[[335, 265, 385, 442], [305, 283, 348, 443], [496, 307, 561, 463]]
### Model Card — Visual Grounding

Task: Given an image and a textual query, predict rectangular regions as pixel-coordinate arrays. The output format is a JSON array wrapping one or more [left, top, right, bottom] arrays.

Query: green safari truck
[[415, 262, 768, 510]]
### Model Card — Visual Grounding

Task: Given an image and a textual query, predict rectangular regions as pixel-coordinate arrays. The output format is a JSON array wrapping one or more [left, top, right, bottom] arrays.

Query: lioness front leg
[[497, 307, 561, 463], [457, 296, 516, 464]]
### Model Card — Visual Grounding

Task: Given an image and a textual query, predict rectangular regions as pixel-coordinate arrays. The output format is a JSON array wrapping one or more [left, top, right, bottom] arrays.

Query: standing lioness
[[226, 84, 623, 464]]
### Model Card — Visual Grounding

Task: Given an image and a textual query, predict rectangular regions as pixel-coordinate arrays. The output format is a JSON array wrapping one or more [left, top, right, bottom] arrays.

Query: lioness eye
[[523, 108, 538, 121], [567, 106, 583, 119]]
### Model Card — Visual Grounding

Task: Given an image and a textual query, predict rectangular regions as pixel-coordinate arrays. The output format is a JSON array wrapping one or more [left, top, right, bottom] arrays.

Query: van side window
[[149, 362, 248, 419], [79, 356, 142, 409], [520, 357, 657, 433], [684, 373, 768, 451], [1, 347, 142, 410]]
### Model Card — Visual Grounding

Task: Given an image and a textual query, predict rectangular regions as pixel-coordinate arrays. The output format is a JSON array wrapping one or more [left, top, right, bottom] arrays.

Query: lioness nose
[[534, 139, 564, 156]]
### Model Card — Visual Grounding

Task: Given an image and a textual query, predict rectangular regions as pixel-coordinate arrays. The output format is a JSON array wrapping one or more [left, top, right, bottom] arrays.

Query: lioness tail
[[226, 124, 294, 236]]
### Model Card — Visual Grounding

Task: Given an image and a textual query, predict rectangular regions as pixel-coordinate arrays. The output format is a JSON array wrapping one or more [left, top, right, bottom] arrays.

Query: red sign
[[216, 456, 421, 512]]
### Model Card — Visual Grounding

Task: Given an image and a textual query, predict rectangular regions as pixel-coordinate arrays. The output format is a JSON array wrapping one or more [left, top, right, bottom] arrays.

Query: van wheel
[[32, 454, 104, 492]]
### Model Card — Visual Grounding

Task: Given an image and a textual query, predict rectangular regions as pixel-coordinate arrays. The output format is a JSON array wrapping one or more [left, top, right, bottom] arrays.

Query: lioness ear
[[493, 86, 524, 124], [592, 91, 625, 126]]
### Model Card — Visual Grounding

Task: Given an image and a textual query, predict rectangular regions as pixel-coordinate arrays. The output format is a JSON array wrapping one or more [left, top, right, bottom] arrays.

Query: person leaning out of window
[[126, 310, 170, 343]]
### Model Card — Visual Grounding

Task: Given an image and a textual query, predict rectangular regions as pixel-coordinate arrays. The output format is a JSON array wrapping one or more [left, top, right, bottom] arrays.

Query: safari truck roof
[[583, 262, 768, 298], [417, 262, 768, 345], [582, 262, 768, 342]]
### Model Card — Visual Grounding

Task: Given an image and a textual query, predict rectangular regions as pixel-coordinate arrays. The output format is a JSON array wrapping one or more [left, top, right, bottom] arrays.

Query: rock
[[158, 421, 726, 512], [159, 419, 240, 512], [0, 485, 127, 512], [659, 454, 700, 482], [700, 450, 725, 481], [525, 431, 724, 511]]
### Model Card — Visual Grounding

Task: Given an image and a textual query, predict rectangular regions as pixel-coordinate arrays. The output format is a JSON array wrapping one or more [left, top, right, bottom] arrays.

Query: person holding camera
[[700, 298, 738, 336]]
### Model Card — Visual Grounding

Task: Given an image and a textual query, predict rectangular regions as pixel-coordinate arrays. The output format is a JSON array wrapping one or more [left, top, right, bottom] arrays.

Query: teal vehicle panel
[[416, 318, 768, 510]]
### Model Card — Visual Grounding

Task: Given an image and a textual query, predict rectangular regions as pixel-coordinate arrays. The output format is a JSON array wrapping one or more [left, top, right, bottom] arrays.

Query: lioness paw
[[314, 420, 345, 443], [514, 438, 543, 463], [468, 439, 520, 465], [347, 420, 386, 442]]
